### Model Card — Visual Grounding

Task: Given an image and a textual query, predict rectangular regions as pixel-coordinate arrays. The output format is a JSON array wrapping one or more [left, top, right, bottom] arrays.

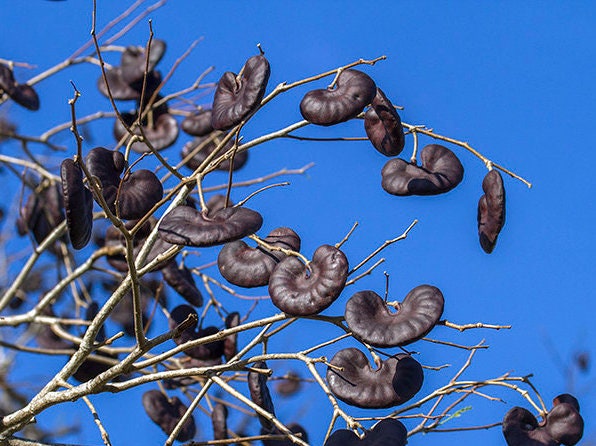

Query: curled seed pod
[[167, 305, 224, 360], [60, 159, 93, 249], [117, 169, 163, 220], [502, 407, 555, 446], [0, 64, 39, 110], [142, 390, 196, 442], [158, 205, 263, 247], [161, 262, 203, 307], [275, 371, 302, 397], [114, 107, 179, 153], [205, 194, 233, 216], [262, 423, 309, 446], [248, 360, 275, 431], [364, 88, 405, 157], [211, 403, 228, 441], [217, 227, 301, 288], [345, 286, 444, 348], [326, 348, 423, 409], [211, 54, 270, 130], [478, 169, 506, 253], [223, 311, 240, 361], [546, 394, 583, 446], [181, 109, 214, 136], [120, 40, 166, 86], [97, 67, 140, 100], [324, 419, 408, 446], [85, 147, 127, 211], [300, 69, 376, 126], [181, 134, 248, 172], [381, 144, 464, 196], [268, 245, 348, 316]]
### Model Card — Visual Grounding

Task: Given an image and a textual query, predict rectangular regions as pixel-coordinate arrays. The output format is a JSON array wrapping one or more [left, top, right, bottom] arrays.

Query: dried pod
[[217, 227, 301, 288], [324, 419, 407, 446], [117, 169, 163, 220], [345, 286, 444, 347], [364, 88, 405, 156], [268, 245, 348, 316], [85, 147, 127, 211], [60, 159, 93, 249], [211, 54, 270, 130], [120, 40, 166, 86], [248, 360, 275, 431], [97, 67, 140, 100], [381, 144, 464, 196], [326, 348, 423, 409], [546, 395, 583, 446], [168, 305, 224, 360], [114, 107, 179, 153], [16, 182, 65, 246], [142, 390, 196, 442], [161, 262, 203, 307], [478, 169, 506, 253], [300, 69, 376, 126], [205, 194, 233, 216], [158, 205, 263, 247], [211, 403, 228, 440], [181, 134, 248, 172], [181, 109, 214, 136], [0, 64, 39, 110], [502, 407, 556, 446], [223, 311, 240, 361], [275, 371, 302, 397]]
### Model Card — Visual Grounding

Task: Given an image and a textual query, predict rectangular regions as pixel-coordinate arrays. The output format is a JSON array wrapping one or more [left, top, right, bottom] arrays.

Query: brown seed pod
[[477, 169, 506, 253], [168, 305, 224, 360], [120, 40, 167, 86], [85, 147, 127, 212], [114, 107, 179, 153], [0, 63, 40, 111], [211, 54, 270, 130], [364, 88, 405, 157], [205, 194, 233, 216], [248, 360, 275, 431], [217, 227, 301, 288], [223, 311, 240, 361], [142, 390, 196, 442], [97, 66, 140, 101], [211, 403, 228, 441], [117, 169, 163, 220], [300, 69, 376, 126], [181, 109, 214, 137], [161, 262, 203, 307], [268, 245, 348, 316], [344, 286, 444, 348], [381, 144, 464, 196], [324, 419, 407, 446], [16, 182, 65, 247], [326, 348, 423, 409], [60, 159, 93, 249], [158, 205, 263, 248]]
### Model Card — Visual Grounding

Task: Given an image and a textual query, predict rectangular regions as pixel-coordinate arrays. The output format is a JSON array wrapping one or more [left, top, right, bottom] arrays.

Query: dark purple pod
[[158, 205, 263, 248], [364, 88, 405, 156], [345, 286, 444, 348], [142, 390, 196, 442], [16, 183, 65, 246], [181, 109, 214, 136], [324, 419, 407, 446], [268, 245, 348, 316], [217, 227, 301, 288], [300, 69, 376, 126], [211, 54, 270, 130], [117, 169, 163, 220], [546, 396, 583, 446], [477, 169, 506, 254], [223, 311, 240, 361], [248, 360, 275, 431], [120, 39, 167, 86], [211, 403, 228, 440], [275, 371, 302, 397], [168, 304, 199, 344], [161, 262, 203, 307], [181, 134, 248, 172], [381, 144, 464, 196], [85, 147, 127, 212], [502, 407, 556, 446], [0, 64, 39, 110], [326, 348, 423, 409], [205, 194, 233, 216], [167, 305, 224, 360], [61, 159, 93, 249], [97, 67, 140, 100], [114, 108, 179, 153]]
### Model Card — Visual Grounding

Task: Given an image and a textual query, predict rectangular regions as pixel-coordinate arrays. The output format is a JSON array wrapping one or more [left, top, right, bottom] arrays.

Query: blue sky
[[1, 1, 595, 445]]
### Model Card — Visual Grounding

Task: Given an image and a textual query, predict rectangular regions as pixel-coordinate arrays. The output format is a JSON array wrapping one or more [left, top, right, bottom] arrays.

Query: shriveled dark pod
[[502, 407, 556, 446], [60, 159, 93, 249], [211, 403, 228, 441], [248, 360, 275, 431], [381, 144, 464, 196], [158, 205, 263, 247], [85, 147, 127, 211], [16, 182, 65, 246], [0, 64, 39, 111], [326, 348, 423, 409], [181, 109, 214, 136], [217, 227, 301, 288], [262, 423, 309, 446], [300, 69, 376, 126], [181, 134, 248, 172], [114, 106, 179, 153], [168, 305, 224, 360], [120, 39, 167, 86], [477, 169, 506, 253], [168, 304, 199, 344], [161, 262, 203, 307], [275, 371, 302, 397], [268, 244, 348, 316], [345, 286, 444, 347], [546, 395, 583, 446], [223, 311, 240, 361], [364, 88, 405, 156], [117, 169, 163, 220], [324, 419, 408, 446], [142, 390, 196, 442], [211, 54, 270, 130]]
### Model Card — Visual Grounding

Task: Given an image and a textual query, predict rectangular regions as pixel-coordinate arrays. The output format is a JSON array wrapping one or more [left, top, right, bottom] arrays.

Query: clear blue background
[[1, 1, 595, 445]]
